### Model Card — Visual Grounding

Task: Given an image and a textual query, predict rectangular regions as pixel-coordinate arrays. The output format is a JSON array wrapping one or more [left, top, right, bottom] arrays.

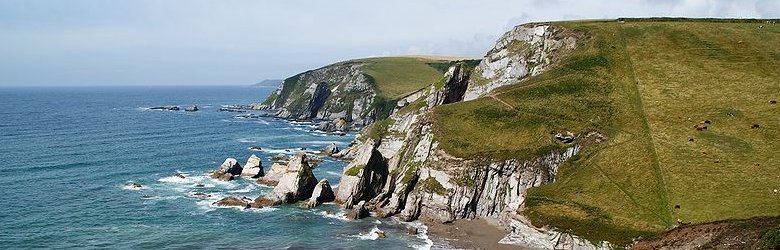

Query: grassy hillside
[[431, 20, 780, 245], [352, 57, 460, 99]]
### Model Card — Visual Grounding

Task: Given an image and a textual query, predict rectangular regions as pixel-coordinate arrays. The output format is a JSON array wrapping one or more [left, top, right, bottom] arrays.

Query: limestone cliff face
[[333, 24, 608, 249], [263, 61, 377, 129], [463, 23, 578, 101]]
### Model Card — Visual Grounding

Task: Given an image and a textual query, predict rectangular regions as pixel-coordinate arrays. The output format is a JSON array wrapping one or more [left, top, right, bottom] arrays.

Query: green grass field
[[431, 20, 780, 245], [353, 57, 454, 99]]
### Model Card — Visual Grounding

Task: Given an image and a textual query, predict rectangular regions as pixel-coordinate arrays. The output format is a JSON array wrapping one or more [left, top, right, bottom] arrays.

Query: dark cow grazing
[[751, 124, 760, 129]]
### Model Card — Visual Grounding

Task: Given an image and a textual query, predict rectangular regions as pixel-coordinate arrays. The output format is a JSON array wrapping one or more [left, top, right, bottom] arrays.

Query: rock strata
[[240, 154, 264, 178]]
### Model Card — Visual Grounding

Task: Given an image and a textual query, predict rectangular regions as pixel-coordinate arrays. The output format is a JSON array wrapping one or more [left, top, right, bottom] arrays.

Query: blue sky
[[0, 0, 778, 86]]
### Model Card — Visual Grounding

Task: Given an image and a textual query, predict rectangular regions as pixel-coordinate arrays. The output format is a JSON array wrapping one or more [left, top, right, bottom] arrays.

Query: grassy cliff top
[[431, 19, 780, 245], [349, 56, 464, 99]]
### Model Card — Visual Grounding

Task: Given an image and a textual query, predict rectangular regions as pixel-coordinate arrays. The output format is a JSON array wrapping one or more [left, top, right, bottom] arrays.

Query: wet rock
[[301, 179, 336, 208], [376, 230, 386, 239], [248, 146, 263, 151], [131, 183, 142, 188], [346, 200, 370, 220], [240, 154, 264, 178], [213, 196, 252, 208], [149, 106, 180, 111], [174, 172, 186, 179], [320, 143, 340, 155], [184, 105, 199, 112], [209, 158, 243, 181], [407, 227, 418, 236]]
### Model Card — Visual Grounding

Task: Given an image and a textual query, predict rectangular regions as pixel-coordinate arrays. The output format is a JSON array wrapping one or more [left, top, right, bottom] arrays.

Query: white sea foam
[[122, 184, 144, 191], [237, 138, 256, 143], [353, 226, 382, 240], [326, 171, 342, 177], [255, 120, 270, 125], [402, 220, 433, 250], [319, 210, 349, 221]]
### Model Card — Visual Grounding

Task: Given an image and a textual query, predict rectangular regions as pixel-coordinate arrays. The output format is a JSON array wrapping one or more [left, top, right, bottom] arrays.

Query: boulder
[[174, 172, 186, 179], [184, 105, 199, 112], [240, 154, 264, 178], [210, 158, 243, 181], [346, 200, 370, 220], [301, 179, 336, 208], [213, 196, 252, 208], [257, 162, 288, 186], [407, 227, 419, 235], [320, 143, 340, 155], [252, 153, 318, 207]]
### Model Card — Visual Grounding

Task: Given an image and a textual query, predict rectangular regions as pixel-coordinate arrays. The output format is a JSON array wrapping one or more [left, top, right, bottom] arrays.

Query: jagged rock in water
[[184, 105, 199, 112], [320, 143, 340, 155], [252, 153, 318, 207], [240, 154, 264, 178], [213, 196, 252, 208], [335, 139, 388, 208], [210, 158, 243, 181], [346, 200, 370, 220], [305, 82, 331, 118], [300, 179, 336, 208], [257, 162, 288, 186]]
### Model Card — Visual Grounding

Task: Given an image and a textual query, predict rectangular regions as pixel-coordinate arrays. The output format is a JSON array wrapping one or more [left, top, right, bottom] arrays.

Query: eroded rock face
[[252, 153, 318, 207], [264, 62, 376, 129], [257, 163, 288, 186], [464, 23, 578, 101], [301, 179, 336, 208], [210, 158, 243, 181], [334, 139, 388, 208], [240, 154, 264, 178]]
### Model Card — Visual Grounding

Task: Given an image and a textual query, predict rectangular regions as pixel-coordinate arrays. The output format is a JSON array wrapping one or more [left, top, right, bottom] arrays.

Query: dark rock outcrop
[[306, 82, 331, 118], [213, 196, 253, 208], [320, 143, 340, 156], [240, 154, 264, 178], [300, 179, 336, 208], [184, 105, 199, 112], [210, 158, 243, 181], [346, 200, 370, 220]]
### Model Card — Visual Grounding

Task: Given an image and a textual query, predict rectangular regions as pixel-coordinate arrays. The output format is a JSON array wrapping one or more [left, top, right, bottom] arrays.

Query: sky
[[0, 0, 778, 86]]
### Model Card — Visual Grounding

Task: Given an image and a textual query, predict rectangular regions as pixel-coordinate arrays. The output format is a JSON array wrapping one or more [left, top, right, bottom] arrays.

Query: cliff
[[259, 57, 476, 130], [332, 19, 780, 248], [331, 23, 608, 249]]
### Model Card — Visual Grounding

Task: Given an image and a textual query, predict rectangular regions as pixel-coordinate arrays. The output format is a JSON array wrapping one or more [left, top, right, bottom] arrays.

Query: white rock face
[[254, 154, 318, 207], [301, 179, 335, 208], [257, 162, 288, 186], [463, 24, 578, 101], [240, 154, 263, 178]]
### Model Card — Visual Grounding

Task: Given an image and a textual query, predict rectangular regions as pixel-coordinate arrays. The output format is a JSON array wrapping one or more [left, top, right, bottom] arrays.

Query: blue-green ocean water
[[0, 86, 433, 249]]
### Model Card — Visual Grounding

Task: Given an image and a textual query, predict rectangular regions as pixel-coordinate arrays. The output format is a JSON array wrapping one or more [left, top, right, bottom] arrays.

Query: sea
[[0, 86, 435, 249]]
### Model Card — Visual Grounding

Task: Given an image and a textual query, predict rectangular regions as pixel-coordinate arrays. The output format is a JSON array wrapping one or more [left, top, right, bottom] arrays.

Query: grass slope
[[354, 57, 453, 99], [431, 20, 780, 245]]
